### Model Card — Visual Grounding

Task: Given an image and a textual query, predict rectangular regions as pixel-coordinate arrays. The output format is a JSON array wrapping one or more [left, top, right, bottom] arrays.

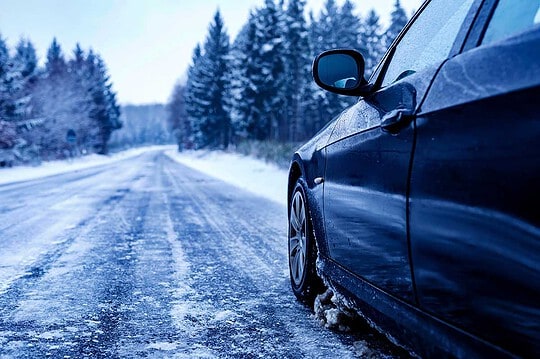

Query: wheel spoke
[[300, 235, 307, 257], [292, 251, 301, 280], [289, 235, 300, 256], [290, 210, 301, 233], [297, 251, 305, 277], [299, 202, 306, 228], [295, 196, 303, 224]]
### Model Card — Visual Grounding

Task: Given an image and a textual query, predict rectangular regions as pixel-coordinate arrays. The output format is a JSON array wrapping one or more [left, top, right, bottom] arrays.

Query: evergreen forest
[[0, 37, 121, 166], [169, 0, 409, 152]]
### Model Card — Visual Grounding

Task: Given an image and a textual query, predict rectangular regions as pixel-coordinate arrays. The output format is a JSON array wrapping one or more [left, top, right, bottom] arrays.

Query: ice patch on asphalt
[[214, 310, 237, 322], [146, 342, 178, 351], [35, 330, 64, 340]]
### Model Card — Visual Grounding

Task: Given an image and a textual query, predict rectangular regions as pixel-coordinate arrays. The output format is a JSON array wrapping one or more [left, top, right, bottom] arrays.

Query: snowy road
[[0, 149, 403, 358]]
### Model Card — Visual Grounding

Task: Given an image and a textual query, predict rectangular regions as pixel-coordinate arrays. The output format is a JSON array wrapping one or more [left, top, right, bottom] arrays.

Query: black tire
[[288, 180, 324, 304]]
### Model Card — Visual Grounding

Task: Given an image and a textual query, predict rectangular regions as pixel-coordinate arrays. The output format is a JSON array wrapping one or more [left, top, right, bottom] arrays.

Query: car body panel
[[410, 27, 540, 357], [318, 256, 513, 358], [322, 62, 444, 303]]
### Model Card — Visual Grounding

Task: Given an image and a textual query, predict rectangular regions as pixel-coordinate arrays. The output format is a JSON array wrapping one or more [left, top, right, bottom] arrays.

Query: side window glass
[[482, 0, 540, 45], [381, 0, 475, 87]]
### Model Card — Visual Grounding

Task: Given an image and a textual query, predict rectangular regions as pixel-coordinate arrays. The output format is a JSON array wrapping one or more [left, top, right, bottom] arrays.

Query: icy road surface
[[0, 149, 404, 358]]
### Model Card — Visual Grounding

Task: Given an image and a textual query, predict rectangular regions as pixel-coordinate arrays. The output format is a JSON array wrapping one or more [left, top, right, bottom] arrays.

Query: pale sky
[[0, 0, 422, 105]]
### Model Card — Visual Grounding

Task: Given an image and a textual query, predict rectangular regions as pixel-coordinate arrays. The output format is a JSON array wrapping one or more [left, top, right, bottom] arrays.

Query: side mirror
[[312, 49, 371, 96]]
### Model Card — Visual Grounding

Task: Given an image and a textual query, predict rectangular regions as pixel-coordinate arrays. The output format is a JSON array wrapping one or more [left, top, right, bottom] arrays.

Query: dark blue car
[[287, 0, 539, 357]]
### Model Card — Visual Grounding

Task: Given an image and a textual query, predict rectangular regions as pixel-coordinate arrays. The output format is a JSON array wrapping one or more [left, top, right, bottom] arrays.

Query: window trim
[[461, 0, 499, 51]]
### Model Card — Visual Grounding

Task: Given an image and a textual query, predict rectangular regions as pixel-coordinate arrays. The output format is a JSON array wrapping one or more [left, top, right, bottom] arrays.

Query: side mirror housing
[[312, 49, 372, 96]]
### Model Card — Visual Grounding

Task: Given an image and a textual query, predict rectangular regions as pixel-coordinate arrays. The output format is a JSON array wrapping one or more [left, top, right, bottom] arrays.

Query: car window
[[482, 0, 540, 45], [381, 0, 475, 87]]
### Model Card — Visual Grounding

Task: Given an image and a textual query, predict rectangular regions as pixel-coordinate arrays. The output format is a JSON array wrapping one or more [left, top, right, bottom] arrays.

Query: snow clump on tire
[[313, 288, 357, 332]]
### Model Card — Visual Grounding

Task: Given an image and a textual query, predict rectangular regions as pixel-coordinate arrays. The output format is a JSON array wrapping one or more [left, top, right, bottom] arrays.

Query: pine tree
[[184, 43, 204, 138], [32, 38, 73, 158], [9, 39, 39, 129], [86, 53, 121, 154], [255, 0, 286, 140], [0, 35, 121, 163], [46, 38, 67, 78], [0, 35, 18, 154], [317, 0, 340, 52], [187, 10, 230, 149], [228, 14, 259, 140], [65, 44, 94, 153], [282, 0, 310, 142], [338, 1, 361, 49], [228, 1, 286, 141], [386, 0, 408, 48], [167, 81, 188, 150], [0, 35, 13, 121], [363, 9, 385, 77]]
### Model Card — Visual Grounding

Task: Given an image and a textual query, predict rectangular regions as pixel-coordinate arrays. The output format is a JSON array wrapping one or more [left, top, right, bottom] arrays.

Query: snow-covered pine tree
[[5, 39, 42, 162], [282, 0, 310, 142], [338, 1, 362, 50], [0, 37, 36, 124], [187, 10, 231, 149], [167, 81, 188, 150], [255, 0, 286, 141], [184, 43, 204, 146], [314, 0, 340, 54], [0, 35, 19, 158], [0, 35, 13, 122], [228, 14, 259, 140], [11, 39, 38, 121], [46, 38, 68, 79], [363, 9, 386, 77], [66, 44, 97, 154], [385, 0, 408, 49], [31, 38, 73, 158], [228, 0, 286, 142], [89, 54, 121, 154]]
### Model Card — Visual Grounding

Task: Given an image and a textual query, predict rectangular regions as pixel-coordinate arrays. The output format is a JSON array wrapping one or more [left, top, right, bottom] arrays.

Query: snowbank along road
[[0, 149, 405, 358]]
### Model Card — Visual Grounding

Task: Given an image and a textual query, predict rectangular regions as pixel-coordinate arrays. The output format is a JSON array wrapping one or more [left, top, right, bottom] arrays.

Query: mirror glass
[[317, 54, 359, 89]]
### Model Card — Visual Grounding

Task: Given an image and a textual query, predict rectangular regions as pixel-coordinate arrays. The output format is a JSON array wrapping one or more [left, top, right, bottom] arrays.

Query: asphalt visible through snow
[[0, 149, 407, 358]]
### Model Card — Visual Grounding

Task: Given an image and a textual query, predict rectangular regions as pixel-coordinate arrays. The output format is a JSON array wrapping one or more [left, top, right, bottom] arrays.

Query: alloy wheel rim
[[289, 190, 307, 286]]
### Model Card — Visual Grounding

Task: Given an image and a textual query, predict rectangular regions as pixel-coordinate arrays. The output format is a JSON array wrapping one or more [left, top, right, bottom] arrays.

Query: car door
[[409, 1, 540, 356], [323, 0, 478, 302]]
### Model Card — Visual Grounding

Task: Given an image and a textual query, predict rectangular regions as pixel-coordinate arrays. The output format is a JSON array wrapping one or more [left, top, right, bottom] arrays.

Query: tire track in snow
[[161, 155, 362, 358]]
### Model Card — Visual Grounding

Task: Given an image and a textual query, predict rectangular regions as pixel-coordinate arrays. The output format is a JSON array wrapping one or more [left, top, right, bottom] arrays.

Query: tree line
[[0, 36, 121, 166], [109, 104, 174, 151], [168, 0, 409, 150]]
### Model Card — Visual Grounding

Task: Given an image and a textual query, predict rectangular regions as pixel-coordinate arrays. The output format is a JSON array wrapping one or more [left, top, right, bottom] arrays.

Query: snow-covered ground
[[165, 149, 288, 206], [0, 146, 172, 186], [0, 146, 289, 206]]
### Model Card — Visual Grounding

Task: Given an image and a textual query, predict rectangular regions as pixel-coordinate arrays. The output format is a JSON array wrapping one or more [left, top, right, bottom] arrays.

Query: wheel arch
[[288, 155, 329, 260], [288, 159, 304, 212]]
